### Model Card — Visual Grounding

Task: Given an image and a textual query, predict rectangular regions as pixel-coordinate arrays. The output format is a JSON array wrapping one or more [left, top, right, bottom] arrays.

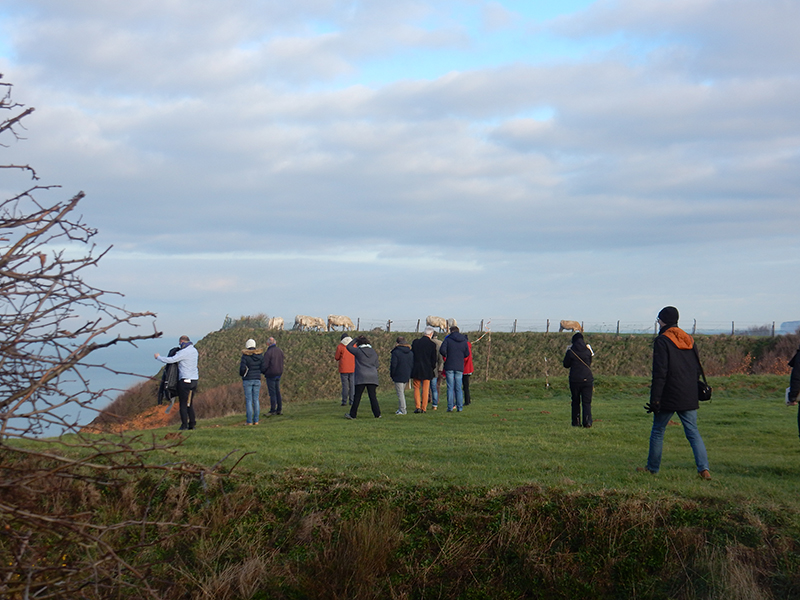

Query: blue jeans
[[647, 409, 709, 473], [430, 377, 439, 406], [242, 379, 261, 423], [266, 376, 282, 414], [445, 370, 464, 411]]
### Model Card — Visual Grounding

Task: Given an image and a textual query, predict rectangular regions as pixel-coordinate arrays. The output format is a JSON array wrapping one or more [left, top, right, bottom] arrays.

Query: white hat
[[245, 338, 256, 349]]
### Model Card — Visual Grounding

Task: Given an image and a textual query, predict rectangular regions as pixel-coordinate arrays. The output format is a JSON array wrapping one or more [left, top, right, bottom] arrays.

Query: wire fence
[[348, 318, 793, 337]]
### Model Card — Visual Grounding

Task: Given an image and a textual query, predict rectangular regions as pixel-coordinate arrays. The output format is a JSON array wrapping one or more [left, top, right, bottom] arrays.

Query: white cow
[[328, 314, 354, 331], [559, 320, 583, 333], [446, 318, 458, 329], [294, 315, 322, 331], [426, 315, 447, 332], [267, 316, 284, 330], [310, 316, 328, 331]]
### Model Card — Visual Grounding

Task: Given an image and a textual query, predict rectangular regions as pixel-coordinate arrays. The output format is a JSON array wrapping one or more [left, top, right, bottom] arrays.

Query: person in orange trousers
[[410, 326, 438, 413]]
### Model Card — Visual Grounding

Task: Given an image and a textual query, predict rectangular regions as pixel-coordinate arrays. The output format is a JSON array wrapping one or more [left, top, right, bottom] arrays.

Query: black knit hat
[[658, 306, 679, 326]]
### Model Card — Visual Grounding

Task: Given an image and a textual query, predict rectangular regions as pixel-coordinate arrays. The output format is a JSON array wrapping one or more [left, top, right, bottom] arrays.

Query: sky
[[2, 0, 799, 366]]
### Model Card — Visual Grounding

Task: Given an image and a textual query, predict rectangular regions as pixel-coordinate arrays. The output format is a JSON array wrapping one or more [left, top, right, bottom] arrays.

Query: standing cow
[[559, 320, 583, 333], [426, 315, 448, 332], [294, 315, 326, 331], [328, 315, 355, 331]]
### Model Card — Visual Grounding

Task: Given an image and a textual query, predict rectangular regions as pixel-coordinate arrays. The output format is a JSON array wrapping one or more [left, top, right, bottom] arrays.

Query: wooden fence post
[[416, 319, 420, 333], [616, 320, 620, 336], [732, 321, 735, 335], [480, 319, 484, 332], [692, 319, 696, 335], [387, 319, 392, 332], [513, 319, 517, 333], [546, 319, 550, 333], [772, 322, 776, 337], [357, 318, 360, 330]]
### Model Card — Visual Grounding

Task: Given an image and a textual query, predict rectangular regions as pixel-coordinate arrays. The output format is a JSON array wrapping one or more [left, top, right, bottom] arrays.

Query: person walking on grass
[[440, 325, 470, 412], [641, 306, 711, 480], [335, 333, 355, 406], [411, 326, 438, 413], [345, 335, 381, 419], [563, 332, 593, 428], [262, 336, 285, 416], [390, 336, 413, 415], [155, 335, 198, 431], [240, 338, 263, 425]]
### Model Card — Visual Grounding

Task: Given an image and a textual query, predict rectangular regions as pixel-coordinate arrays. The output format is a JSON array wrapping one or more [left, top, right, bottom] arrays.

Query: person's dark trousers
[[569, 380, 593, 427], [350, 384, 380, 418], [177, 379, 198, 429], [266, 375, 282, 414], [340, 372, 355, 405], [463, 374, 471, 405]]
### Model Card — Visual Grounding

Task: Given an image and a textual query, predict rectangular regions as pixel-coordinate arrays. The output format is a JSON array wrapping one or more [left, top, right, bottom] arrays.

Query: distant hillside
[[93, 327, 799, 429]]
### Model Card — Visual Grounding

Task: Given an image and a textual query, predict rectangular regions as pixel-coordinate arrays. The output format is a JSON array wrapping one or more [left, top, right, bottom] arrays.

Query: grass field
[[13, 374, 800, 599], [142, 374, 800, 512]]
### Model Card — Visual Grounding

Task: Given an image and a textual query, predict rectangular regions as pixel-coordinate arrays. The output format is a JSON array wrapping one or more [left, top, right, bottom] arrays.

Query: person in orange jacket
[[335, 333, 355, 406]]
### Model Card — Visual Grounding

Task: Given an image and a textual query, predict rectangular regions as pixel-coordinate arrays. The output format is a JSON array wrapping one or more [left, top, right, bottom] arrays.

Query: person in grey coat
[[345, 335, 381, 419], [390, 337, 413, 415]]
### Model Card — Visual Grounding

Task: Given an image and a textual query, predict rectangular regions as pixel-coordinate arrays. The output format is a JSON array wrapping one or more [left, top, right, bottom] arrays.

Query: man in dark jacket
[[262, 337, 285, 416], [390, 337, 414, 415], [563, 332, 593, 428], [787, 343, 800, 437], [439, 325, 471, 412], [643, 306, 710, 479], [411, 326, 438, 413]]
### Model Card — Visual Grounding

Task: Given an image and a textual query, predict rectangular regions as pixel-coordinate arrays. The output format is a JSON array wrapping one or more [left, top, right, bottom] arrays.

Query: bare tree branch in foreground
[[0, 73, 225, 599]]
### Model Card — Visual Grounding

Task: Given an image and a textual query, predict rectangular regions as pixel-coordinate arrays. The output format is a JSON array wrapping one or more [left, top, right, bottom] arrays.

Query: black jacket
[[439, 332, 470, 371], [262, 344, 284, 377], [563, 333, 593, 382], [390, 344, 414, 383], [240, 349, 264, 380], [789, 346, 800, 399], [650, 326, 701, 412], [410, 335, 438, 380]]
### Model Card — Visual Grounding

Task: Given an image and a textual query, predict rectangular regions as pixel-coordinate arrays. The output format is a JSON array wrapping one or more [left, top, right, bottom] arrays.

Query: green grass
[[134, 374, 800, 513]]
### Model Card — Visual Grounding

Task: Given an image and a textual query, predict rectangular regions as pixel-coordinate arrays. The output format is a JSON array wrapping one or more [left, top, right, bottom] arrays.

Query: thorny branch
[[0, 72, 228, 600]]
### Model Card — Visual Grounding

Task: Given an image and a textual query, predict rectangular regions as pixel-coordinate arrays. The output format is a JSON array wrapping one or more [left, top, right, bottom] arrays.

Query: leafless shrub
[[0, 74, 224, 599]]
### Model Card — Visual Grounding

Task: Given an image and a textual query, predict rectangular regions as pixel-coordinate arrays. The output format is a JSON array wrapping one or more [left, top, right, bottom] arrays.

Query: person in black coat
[[390, 337, 414, 415], [410, 327, 438, 413], [563, 332, 593, 428], [642, 306, 710, 479], [787, 343, 800, 438]]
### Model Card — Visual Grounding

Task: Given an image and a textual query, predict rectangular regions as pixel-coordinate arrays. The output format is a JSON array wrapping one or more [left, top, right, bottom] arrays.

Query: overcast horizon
[[2, 0, 799, 349]]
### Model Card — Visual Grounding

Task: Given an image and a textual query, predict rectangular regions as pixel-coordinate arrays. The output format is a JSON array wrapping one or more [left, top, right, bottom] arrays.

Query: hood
[[571, 333, 587, 352], [662, 326, 694, 350], [242, 348, 263, 355], [393, 344, 412, 353], [340, 337, 353, 346], [447, 332, 467, 343]]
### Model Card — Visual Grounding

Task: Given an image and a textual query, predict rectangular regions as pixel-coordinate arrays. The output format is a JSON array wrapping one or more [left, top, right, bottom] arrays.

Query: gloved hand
[[643, 402, 659, 414]]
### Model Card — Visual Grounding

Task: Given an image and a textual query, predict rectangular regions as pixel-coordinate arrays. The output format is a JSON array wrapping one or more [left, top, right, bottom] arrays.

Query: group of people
[[156, 335, 285, 429], [157, 304, 800, 481], [562, 306, 712, 479], [334, 325, 474, 418]]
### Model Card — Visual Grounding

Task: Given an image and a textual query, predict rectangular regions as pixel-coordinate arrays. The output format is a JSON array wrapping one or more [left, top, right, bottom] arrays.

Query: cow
[[426, 315, 448, 332], [267, 316, 284, 331], [294, 315, 327, 331], [327, 314, 354, 331], [446, 318, 458, 329], [559, 320, 583, 333]]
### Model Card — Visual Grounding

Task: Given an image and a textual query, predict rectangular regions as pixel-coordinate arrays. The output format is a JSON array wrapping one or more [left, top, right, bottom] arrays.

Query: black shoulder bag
[[694, 347, 712, 401]]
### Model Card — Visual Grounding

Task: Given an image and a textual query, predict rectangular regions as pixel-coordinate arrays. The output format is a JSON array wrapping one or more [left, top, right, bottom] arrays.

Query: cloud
[[2, 0, 799, 338]]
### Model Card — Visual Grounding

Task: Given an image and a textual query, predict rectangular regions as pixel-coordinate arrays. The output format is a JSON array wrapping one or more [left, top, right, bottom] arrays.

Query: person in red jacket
[[335, 334, 355, 406], [463, 335, 474, 406]]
